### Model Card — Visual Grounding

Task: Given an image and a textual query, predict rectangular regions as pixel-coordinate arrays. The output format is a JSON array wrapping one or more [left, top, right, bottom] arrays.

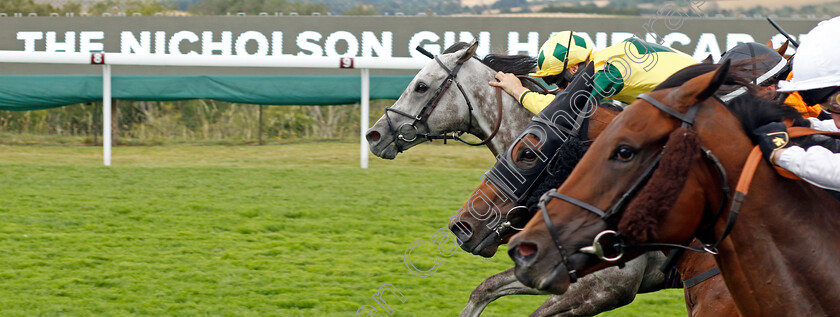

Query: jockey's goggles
[[801, 86, 840, 107], [819, 91, 840, 114]]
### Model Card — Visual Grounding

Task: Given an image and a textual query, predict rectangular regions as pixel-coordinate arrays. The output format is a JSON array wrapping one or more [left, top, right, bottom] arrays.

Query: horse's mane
[[653, 63, 808, 135], [443, 42, 539, 89], [524, 137, 589, 215], [727, 94, 809, 136], [482, 55, 537, 76], [618, 63, 810, 242], [653, 62, 749, 91], [443, 42, 537, 75]]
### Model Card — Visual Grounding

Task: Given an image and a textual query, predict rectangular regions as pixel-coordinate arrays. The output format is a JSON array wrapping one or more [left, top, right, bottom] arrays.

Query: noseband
[[382, 55, 503, 152], [481, 64, 599, 245], [535, 93, 734, 283], [483, 102, 594, 241]]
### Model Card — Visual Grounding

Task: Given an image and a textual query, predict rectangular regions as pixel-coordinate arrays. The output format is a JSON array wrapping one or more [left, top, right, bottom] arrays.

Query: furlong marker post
[[102, 63, 112, 166], [360, 68, 370, 169], [0, 51, 425, 167]]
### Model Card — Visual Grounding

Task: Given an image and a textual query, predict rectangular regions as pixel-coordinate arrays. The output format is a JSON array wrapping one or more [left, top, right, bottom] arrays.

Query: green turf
[[0, 142, 686, 316]]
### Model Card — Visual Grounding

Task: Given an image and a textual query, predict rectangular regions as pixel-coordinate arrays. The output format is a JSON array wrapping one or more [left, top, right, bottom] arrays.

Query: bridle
[[483, 63, 599, 242], [484, 108, 593, 240], [382, 52, 504, 153], [535, 92, 735, 283]]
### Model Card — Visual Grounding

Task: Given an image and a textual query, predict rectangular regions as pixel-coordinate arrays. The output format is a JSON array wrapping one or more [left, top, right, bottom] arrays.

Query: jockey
[[717, 42, 826, 118], [752, 16, 840, 191], [490, 31, 698, 114], [716, 42, 790, 102]]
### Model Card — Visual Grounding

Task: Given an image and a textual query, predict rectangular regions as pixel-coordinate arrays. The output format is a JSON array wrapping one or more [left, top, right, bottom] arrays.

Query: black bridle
[[382, 52, 503, 153], [482, 64, 598, 241], [535, 92, 734, 283]]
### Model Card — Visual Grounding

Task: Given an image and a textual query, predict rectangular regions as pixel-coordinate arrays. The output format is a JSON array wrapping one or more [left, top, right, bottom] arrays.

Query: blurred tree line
[[1, 0, 474, 16], [2, 0, 837, 16], [0, 100, 391, 145]]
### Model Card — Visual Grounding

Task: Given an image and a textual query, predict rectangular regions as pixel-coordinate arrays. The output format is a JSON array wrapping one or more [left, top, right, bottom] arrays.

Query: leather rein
[[535, 91, 840, 284], [382, 55, 504, 153], [533, 93, 732, 283]]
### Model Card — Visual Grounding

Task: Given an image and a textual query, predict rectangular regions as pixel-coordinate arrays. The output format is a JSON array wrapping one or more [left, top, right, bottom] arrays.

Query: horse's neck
[[713, 154, 840, 315], [674, 241, 717, 280], [467, 74, 533, 157], [586, 106, 620, 139]]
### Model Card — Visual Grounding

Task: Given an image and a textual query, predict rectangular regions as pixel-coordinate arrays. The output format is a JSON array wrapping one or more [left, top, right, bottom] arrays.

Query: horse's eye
[[520, 148, 538, 162], [612, 145, 636, 162], [415, 82, 429, 93]]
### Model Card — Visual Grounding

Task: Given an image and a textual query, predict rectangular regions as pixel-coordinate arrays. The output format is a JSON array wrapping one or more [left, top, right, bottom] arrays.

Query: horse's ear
[[777, 40, 789, 56], [766, 40, 773, 47], [702, 54, 714, 64], [670, 60, 730, 105], [458, 40, 479, 64], [698, 60, 730, 101]]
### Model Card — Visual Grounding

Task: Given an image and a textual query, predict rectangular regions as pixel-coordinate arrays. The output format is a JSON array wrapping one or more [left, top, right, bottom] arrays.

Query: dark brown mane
[[619, 63, 808, 242], [655, 62, 808, 138], [443, 42, 538, 82], [653, 62, 750, 91]]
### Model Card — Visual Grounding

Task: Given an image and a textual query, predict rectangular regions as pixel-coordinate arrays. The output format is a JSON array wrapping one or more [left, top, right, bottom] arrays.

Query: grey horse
[[365, 41, 668, 317]]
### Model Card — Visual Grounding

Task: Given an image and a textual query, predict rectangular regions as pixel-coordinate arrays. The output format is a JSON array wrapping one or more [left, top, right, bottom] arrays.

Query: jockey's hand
[[752, 122, 791, 164], [794, 134, 840, 153], [489, 71, 528, 99]]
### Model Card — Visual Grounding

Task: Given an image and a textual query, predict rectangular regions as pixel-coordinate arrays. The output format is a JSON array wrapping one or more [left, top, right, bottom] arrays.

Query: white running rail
[[0, 50, 427, 167]]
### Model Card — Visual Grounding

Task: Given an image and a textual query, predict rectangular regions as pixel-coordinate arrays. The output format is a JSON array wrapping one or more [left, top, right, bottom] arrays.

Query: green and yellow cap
[[530, 31, 594, 78]]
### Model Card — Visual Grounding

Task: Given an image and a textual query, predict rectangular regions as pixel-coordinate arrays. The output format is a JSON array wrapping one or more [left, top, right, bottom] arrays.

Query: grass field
[[0, 142, 685, 316]]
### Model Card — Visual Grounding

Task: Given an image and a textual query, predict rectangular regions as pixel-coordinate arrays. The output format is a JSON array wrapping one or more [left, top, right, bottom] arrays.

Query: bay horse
[[508, 61, 840, 315], [452, 63, 736, 316]]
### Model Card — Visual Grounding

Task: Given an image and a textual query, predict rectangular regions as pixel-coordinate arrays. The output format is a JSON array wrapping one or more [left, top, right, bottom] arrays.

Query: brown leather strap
[[737, 146, 765, 194], [731, 127, 840, 237], [788, 126, 840, 138], [742, 126, 840, 185], [776, 127, 840, 180], [477, 86, 504, 145]]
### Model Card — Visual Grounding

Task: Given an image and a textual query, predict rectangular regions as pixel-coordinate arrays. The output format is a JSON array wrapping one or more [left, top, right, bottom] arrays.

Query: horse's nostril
[[509, 243, 538, 266], [517, 242, 538, 258], [450, 221, 472, 241], [367, 130, 381, 143]]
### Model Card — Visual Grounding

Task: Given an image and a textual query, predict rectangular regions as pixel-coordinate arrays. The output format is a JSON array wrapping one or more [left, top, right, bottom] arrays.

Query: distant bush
[[188, 0, 328, 15], [539, 5, 641, 16]]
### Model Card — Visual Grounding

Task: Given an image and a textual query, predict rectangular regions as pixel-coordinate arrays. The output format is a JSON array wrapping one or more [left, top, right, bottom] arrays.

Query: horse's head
[[365, 41, 490, 159], [448, 136, 590, 257], [449, 64, 619, 257], [507, 62, 756, 295]]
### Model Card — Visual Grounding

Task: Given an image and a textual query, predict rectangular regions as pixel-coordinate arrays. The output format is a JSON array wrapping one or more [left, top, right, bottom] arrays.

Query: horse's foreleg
[[637, 251, 667, 293], [460, 267, 547, 317], [529, 255, 650, 317]]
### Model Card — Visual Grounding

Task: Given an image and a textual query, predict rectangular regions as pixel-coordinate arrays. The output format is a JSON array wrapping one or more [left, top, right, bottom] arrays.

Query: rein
[[480, 64, 601, 279], [382, 55, 504, 152], [516, 75, 559, 95], [533, 93, 733, 283], [540, 90, 840, 280]]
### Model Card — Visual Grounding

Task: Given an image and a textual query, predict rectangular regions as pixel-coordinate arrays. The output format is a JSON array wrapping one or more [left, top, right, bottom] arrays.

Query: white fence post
[[0, 51, 428, 168], [360, 68, 370, 169], [102, 64, 112, 167]]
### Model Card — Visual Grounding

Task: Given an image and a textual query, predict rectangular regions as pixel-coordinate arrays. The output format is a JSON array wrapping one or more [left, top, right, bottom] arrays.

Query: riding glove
[[753, 122, 791, 164]]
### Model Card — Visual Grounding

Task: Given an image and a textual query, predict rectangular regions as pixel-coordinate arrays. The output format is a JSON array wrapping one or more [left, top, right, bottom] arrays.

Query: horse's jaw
[[368, 141, 399, 160]]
